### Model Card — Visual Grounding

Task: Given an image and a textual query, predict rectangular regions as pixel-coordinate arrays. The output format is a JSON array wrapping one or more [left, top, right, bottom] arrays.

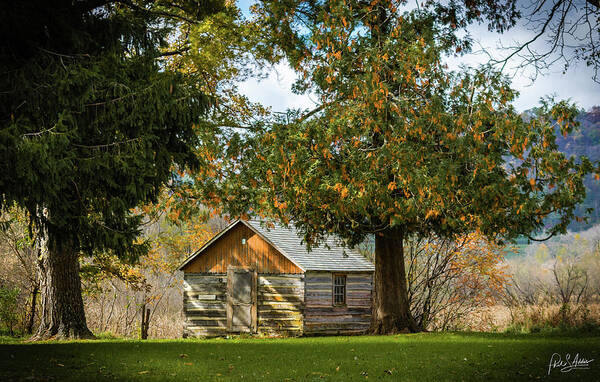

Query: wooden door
[[227, 267, 257, 333]]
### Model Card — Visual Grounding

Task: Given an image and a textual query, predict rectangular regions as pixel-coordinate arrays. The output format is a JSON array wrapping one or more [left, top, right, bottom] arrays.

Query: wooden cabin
[[178, 219, 375, 337]]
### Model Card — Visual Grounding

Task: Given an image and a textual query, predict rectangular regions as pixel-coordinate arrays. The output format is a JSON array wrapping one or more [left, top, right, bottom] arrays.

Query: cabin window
[[333, 274, 346, 305]]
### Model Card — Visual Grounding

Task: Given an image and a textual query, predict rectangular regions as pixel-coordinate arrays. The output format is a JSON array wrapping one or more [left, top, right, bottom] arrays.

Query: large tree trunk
[[31, 235, 93, 340], [372, 226, 419, 334]]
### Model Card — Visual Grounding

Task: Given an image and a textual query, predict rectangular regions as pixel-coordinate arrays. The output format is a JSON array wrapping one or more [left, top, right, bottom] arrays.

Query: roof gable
[[178, 220, 305, 272], [179, 219, 374, 272]]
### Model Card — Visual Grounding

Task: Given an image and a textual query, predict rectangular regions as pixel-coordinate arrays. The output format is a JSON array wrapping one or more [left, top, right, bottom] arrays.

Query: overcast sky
[[236, 1, 599, 114]]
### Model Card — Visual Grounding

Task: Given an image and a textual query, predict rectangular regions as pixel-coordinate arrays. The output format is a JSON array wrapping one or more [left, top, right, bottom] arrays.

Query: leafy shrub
[[0, 286, 21, 335]]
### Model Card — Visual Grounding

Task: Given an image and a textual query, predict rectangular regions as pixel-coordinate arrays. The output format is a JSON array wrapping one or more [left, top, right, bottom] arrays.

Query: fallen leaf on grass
[[179, 354, 188, 358], [335, 366, 340, 372], [184, 362, 193, 366], [56, 364, 64, 367], [138, 371, 149, 375]]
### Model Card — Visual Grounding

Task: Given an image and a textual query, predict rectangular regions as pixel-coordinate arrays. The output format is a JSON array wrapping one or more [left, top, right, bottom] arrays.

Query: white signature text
[[548, 353, 594, 375]]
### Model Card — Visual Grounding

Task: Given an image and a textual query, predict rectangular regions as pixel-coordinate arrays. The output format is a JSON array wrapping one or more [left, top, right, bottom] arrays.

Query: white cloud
[[237, 20, 599, 113], [238, 63, 316, 113], [449, 23, 600, 111]]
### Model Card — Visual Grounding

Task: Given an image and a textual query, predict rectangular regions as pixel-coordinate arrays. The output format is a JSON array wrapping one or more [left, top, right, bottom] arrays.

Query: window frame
[[332, 273, 347, 306]]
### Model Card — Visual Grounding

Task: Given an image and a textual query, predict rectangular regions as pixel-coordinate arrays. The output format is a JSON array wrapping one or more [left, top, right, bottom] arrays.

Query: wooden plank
[[185, 301, 226, 310], [347, 298, 372, 307], [257, 329, 302, 336], [304, 322, 370, 330], [304, 302, 332, 307], [185, 273, 227, 277], [347, 291, 371, 299], [258, 278, 303, 287], [304, 299, 332, 306], [258, 312, 302, 321], [304, 307, 370, 315], [184, 274, 226, 283], [195, 295, 218, 301], [183, 284, 226, 294], [259, 319, 303, 327], [252, 268, 257, 333], [186, 311, 227, 319], [184, 323, 227, 329], [304, 315, 370, 323], [258, 285, 304, 295], [305, 276, 332, 284], [186, 319, 228, 327], [305, 297, 332, 306], [226, 268, 233, 331], [257, 326, 302, 332], [259, 326, 302, 332], [347, 274, 373, 282], [185, 294, 226, 302], [259, 293, 304, 303], [184, 292, 226, 301], [260, 274, 305, 280], [258, 310, 302, 319], [346, 283, 372, 289], [259, 301, 303, 310], [302, 328, 368, 335], [184, 327, 227, 337], [306, 291, 331, 297]]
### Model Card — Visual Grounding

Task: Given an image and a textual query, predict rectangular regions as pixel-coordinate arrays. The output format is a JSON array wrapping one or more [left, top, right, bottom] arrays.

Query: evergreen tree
[[193, 0, 598, 333], [0, 0, 223, 339]]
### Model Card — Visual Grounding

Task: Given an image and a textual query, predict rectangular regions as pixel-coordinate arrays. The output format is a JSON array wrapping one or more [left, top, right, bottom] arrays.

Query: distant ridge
[[555, 107, 600, 231]]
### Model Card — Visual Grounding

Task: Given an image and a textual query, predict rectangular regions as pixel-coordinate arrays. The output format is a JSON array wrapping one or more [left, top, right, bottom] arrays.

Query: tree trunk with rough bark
[[371, 226, 419, 334], [31, 236, 93, 340]]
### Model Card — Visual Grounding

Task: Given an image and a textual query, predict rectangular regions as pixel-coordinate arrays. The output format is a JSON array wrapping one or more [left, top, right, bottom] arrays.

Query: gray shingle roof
[[246, 219, 374, 272]]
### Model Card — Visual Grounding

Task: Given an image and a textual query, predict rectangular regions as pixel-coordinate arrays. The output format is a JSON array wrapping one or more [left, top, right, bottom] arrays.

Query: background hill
[[555, 106, 600, 232]]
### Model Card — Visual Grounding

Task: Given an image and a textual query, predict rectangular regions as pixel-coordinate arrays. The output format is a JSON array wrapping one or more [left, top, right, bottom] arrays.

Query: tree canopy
[[198, 0, 596, 244], [190, 0, 599, 333], [0, 0, 224, 339]]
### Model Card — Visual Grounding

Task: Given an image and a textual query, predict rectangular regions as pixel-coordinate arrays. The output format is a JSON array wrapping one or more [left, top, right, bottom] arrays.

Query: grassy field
[[0, 332, 599, 381]]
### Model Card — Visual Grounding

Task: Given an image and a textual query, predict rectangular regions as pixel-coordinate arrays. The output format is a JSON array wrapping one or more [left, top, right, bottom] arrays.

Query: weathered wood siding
[[258, 274, 304, 335], [181, 224, 303, 274], [304, 271, 373, 335], [183, 273, 304, 337], [183, 273, 228, 337]]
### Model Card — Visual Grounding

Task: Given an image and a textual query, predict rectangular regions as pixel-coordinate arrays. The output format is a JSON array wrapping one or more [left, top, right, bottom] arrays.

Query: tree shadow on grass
[[0, 333, 598, 381]]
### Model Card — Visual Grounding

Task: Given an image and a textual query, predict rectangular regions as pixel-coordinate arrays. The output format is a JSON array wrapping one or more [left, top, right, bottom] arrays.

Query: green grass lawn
[[1, 332, 598, 381]]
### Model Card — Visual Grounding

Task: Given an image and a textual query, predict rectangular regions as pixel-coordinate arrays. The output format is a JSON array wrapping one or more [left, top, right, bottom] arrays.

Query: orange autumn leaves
[[447, 232, 511, 305]]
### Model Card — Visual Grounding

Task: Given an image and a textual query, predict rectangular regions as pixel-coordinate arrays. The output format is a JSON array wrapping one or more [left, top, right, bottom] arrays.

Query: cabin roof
[[178, 219, 374, 272]]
